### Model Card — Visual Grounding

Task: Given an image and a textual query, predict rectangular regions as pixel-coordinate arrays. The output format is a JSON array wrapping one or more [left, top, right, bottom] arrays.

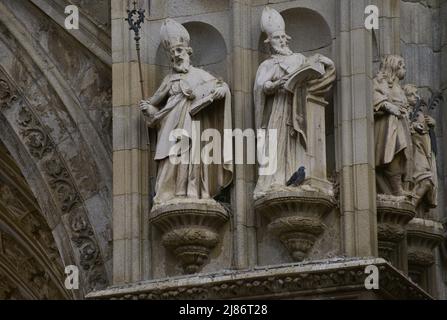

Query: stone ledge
[[87, 258, 432, 300]]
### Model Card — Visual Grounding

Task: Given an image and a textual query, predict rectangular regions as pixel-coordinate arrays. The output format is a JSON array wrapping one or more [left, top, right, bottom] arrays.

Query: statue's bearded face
[[269, 32, 292, 56], [170, 46, 191, 73]]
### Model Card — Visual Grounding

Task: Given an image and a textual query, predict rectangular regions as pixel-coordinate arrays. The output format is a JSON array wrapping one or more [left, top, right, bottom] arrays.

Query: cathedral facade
[[0, 0, 446, 300]]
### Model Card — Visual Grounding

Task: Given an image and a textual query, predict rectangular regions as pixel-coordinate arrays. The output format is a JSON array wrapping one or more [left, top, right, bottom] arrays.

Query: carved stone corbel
[[406, 218, 444, 290], [150, 200, 229, 274], [255, 189, 335, 262], [376, 194, 416, 270]]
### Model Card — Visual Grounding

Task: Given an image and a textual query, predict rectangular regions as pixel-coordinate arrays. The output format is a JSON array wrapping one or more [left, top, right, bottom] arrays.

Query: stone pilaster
[[377, 0, 401, 55], [111, 0, 151, 284], [336, 0, 377, 257], [231, 0, 257, 269]]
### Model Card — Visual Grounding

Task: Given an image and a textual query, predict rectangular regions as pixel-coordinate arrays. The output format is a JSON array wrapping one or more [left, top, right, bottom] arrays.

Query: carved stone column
[[376, 195, 415, 271], [150, 200, 229, 274], [406, 218, 444, 292]]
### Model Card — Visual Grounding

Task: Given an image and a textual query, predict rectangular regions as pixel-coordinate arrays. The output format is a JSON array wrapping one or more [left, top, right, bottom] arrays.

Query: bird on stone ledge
[[286, 166, 306, 187]]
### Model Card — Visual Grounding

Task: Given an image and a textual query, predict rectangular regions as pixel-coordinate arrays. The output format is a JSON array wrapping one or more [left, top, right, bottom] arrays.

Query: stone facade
[[0, 0, 446, 300]]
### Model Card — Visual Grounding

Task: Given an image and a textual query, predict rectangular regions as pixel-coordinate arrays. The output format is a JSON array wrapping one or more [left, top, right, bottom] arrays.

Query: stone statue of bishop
[[140, 19, 233, 206], [254, 7, 336, 197]]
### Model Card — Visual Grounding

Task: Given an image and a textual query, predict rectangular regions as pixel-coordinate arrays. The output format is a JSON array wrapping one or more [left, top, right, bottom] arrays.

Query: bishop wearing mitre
[[254, 7, 336, 196], [140, 19, 233, 205]]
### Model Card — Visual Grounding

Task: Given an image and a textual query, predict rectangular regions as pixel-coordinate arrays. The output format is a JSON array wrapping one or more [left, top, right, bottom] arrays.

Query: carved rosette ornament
[[406, 218, 444, 289], [376, 195, 415, 267], [255, 190, 335, 261], [150, 201, 229, 274]]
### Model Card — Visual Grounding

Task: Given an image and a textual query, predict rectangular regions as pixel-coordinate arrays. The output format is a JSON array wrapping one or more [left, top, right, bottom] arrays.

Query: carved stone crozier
[[253, 7, 336, 261], [141, 19, 233, 274]]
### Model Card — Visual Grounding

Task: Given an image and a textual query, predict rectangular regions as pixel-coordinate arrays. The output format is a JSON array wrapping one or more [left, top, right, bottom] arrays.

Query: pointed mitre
[[160, 18, 190, 50], [261, 6, 285, 38]]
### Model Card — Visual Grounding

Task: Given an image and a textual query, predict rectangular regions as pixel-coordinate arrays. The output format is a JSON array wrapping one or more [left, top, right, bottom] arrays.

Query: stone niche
[[254, 7, 340, 266]]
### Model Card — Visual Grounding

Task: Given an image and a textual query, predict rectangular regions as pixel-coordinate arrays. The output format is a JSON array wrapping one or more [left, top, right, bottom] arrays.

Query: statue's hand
[[264, 79, 287, 94], [211, 86, 227, 100], [140, 100, 152, 116], [316, 54, 334, 68], [399, 106, 410, 117], [289, 126, 297, 137], [425, 115, 435, 127], [414, 122, 425, 134], [140, 100, 160, 127], [147, 113, 161, 128], [384, 102, 402, 118]]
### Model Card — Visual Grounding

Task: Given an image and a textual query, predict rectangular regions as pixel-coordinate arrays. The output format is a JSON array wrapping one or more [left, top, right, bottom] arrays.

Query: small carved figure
[[404, 84, 438, 216]]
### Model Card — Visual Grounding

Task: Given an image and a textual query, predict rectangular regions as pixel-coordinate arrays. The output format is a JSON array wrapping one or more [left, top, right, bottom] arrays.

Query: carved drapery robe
[[373, 77, 413, 191], [146, 67, 233, 204], [410, 110, 437, 207], [253, 53, 335, 195]]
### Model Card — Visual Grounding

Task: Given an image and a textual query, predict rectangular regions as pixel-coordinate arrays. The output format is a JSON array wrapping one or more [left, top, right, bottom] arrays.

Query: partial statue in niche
[[253, 7, 336, 196], [140, 19, 233, 206], [373, 55, 413, 197], [404, 84, 439, 217]]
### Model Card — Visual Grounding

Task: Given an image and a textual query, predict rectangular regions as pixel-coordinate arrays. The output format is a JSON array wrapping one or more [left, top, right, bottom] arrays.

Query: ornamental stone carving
[[13, 95, 107, 292], [406, 218, 444, 292], [150, 200, 229, 274], [0, 78, 17, 110], [88, 259, 431, 300]]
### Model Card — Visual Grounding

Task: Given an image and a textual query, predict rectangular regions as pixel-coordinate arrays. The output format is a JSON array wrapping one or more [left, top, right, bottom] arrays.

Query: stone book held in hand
[[189, 80, 223, 117], [284, 60, 325, 93], [189, 94, 214, 117]]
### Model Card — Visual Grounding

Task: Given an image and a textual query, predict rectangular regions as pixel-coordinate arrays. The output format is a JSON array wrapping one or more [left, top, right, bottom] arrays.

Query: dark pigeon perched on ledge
[[286, 166, 306, 187]]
